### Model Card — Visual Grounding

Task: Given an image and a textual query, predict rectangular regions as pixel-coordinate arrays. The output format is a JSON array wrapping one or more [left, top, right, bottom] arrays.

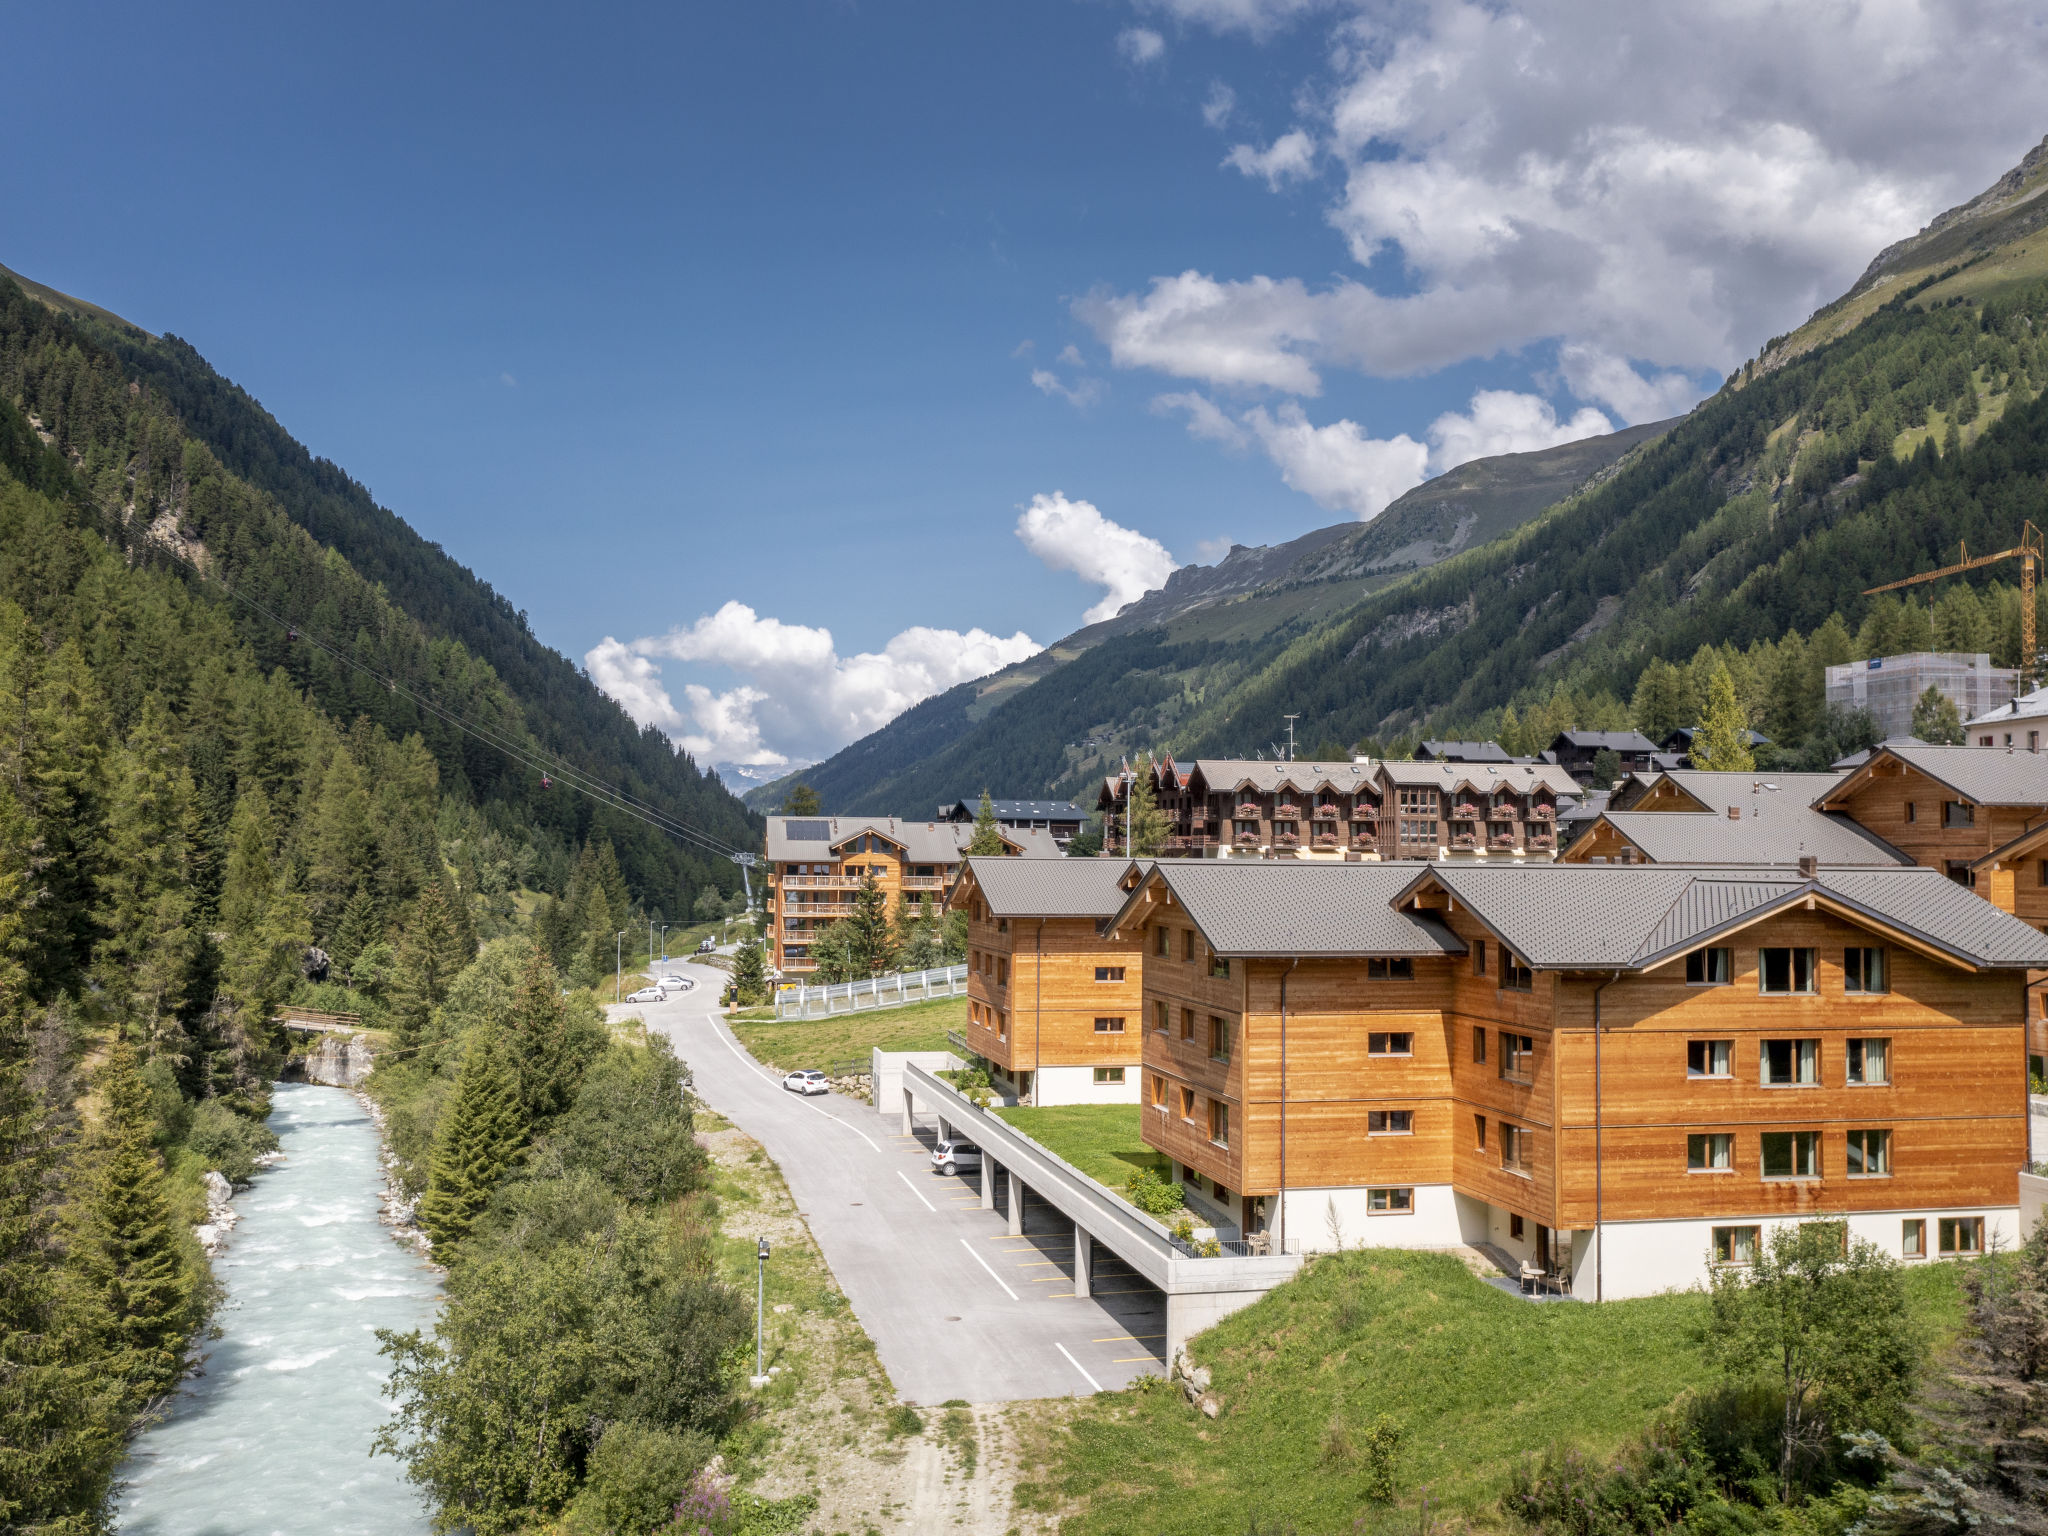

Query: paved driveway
[[623, 965, 1166, 1404]]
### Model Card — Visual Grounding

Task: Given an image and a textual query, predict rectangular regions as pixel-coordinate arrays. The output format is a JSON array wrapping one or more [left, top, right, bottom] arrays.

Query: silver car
[[655, 974, 690, 990], [625, 986, 666, 1004], [783, 1069, 830, 1096], [930, 1140, 982, 1175]]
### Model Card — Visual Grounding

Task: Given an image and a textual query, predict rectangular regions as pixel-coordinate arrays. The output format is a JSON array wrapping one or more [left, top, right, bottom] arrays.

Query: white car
[[655, 974, 690, 990], [783, 1069, 830, 1096], [930, 1140, 982, 1175], [626, 986, 666, 1004]]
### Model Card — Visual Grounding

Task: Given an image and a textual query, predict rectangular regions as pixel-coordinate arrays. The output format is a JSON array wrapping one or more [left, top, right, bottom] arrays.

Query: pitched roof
[[1549, 730, 1660, 753], [1649, 769, 1855, 814], [1821, 743, 2048, 808], [1575, 808, 1909, 867], [941, 798, 1087, 820], [765, 815, 1063, 863], [1403, 862, 2048, 971], [960, 856, 1148, 918], [1416, 740, 1513, 763], [1969, 684, 2048, 728], [1107, 861, 1466, 959], [1380, 760, 1581, 796], [1185, 760, 1379, 795]]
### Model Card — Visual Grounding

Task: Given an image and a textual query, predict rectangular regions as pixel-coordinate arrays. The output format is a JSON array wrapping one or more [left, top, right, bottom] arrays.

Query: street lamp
[[750, 1236, 772, 1387], [615, 930, 628, 1002]]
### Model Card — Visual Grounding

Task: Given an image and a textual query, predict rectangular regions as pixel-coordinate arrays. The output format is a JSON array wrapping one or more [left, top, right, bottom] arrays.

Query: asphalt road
[[622, 962, 1167, 1404]]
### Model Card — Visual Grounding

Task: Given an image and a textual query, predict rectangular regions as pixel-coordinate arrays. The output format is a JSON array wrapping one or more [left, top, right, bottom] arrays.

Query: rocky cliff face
[[296, 1031, 378, 1088]]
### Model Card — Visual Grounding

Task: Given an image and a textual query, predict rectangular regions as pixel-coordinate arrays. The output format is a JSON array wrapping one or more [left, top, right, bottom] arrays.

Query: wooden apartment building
[[762, 815, 1061, 976], [1103, 859, 2046, 1298], [951, 856, 1150, 1104]]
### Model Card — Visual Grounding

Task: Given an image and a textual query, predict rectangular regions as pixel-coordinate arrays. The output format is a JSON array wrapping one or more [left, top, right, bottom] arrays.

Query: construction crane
[[1864, 520, 2045, 693]]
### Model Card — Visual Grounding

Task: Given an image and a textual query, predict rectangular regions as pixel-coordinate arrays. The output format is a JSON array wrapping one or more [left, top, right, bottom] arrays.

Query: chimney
[[1797, 855, 1817, 879], [1727, 806, 1740, 821]]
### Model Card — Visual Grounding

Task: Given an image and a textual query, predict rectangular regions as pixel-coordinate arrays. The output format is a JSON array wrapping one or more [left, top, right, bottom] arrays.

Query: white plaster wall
[[1029, 1062, 1141, 1105], [1278, 1183, 1463, 1253], [2031, 1095, 2048, 1164]]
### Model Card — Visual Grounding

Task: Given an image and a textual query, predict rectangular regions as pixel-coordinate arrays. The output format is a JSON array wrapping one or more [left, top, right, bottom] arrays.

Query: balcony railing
[[1273, 804, 1302, 820], [1452, 803, 1484, 819], [1234, 832, 1262, 847], [787, 900, 857, 917], [1274, 831, 1301, 847], [1352, 806, 1378, 821], [1491, 804, 1520, 820], [1529, 805, 1556, 821], [779, 874, 866, 889], [900, 875, 947, 890], [1234, 802, 1263, 819], [1487, 834, 1517, 850], [1313, 832, 1340, 848], [1352, 830, 1377, 845], [1312, 805, 1340, 821], [1451, 834, 1478, 850], [1528, 833, 1556, 848]]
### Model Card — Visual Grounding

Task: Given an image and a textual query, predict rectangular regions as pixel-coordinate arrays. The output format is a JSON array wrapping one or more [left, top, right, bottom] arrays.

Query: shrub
[[185, 1099, 280, 1186], [939, 1066, 994, 1109], [886, 1403, 925, 1438], [1125, 1168, 1185, 1217], [1361, 1414, 1404, 1503], [565, 1421, 711, 1536]]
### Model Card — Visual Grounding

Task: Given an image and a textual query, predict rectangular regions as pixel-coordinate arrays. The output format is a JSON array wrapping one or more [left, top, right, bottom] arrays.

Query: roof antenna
[[1283, 715, 1299, 762]]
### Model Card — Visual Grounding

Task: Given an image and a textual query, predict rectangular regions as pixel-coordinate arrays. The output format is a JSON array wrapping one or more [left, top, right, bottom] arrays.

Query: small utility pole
[[1283, 714, 1299, 762], [615, 930, 628, 1002], [750, 1237, 772, 1386]]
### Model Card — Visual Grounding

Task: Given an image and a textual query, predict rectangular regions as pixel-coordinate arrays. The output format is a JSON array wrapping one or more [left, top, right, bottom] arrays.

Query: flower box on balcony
[[1451, 835, 1477, 849], [1313, 833, 1339, 848], [1352, 807, 1378, 822], [1235, 831, 1261, 847], [1528, 834, 1555, 847], [1234, 803, 1263, 820], [1273, 804, 1302, 820], [1274, 833, 1300, 847], [1312, 805, 1340, 821], [1453, 804, 1483, 820], [1529, 805, 1555, 820], [1488, 836, 1516, 850]]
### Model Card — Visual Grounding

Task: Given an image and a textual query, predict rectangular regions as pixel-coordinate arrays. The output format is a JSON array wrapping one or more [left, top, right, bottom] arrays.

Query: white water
[[118, 1082, 441, 1535]]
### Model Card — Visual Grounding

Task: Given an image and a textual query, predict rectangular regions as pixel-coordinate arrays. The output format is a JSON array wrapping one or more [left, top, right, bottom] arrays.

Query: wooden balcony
[[1487, 834, 1517, 850], [1234, 802, 1263, 819], [1527, 832, 1556, 848], [1451, 834, 1478, 850], [1273, 804, 1302, 820], [900, 875, 947, 890], [1234, 832, 1262, 848], [1166, 835, 1215, 855], [1311, 805, 1340, 821], [1352, 830, 1378, 845], [1273, 831, 1301, 847], [780, 874, 865, 889], [1452, 803, 1484, 820], [1351, 806, 1378, 821], [1312, 832, 1341, 848], [1528, 805, 1556, 821], [1490, 804, 1520, 821]]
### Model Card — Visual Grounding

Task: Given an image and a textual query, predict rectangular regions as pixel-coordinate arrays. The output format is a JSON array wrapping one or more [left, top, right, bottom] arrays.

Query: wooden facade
[[959, 910, 1144, 1094], [1817, 754, 2042, 888]]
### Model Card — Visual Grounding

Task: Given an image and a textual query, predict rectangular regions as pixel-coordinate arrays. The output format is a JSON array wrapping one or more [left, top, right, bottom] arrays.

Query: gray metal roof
[[765, 815, 1063, 864], [1379, 760, 1581, 796], [1417, 740, 1514, 763], [1409, 862, 2048, 971], [1654, 769, 1853, 811], [962, 855, 1148, 918], [1551, 730, 1659, 752], [1833, 743, 2048, 807], [1185, 760, 1380, 794], [1112, 861, 1466, 958], [1582, 808, 1907, 868], [941, 798, 1087, 821]]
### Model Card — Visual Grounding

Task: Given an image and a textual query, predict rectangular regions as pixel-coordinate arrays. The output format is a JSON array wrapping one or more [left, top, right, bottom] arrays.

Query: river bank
[[116, 1081, 442, 1535]]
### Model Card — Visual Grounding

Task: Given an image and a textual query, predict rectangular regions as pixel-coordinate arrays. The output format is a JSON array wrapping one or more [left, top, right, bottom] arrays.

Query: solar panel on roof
[[784, 819, 831, 840]]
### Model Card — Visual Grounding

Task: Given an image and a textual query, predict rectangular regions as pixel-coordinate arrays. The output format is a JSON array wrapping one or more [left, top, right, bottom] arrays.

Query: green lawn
[[1014, 1249, 1969, 1534], [993, 1103, 1168, 1193], [725, 994, 965, 1074]]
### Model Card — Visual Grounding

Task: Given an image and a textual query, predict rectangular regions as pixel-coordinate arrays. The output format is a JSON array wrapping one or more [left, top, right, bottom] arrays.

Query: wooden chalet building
[[1096, 756, 1579, 861], [936, 797, 1088, 848], [1103, 859, 2046, 1298], [1563, 770, 1910, 870], [762, 815, 1060, 976], [1545, 730, 1660, 785], [951, 856, 1150, 1104]]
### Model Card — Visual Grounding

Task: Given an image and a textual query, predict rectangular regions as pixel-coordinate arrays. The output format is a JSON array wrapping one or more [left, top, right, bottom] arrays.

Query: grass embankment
[[1014, 1249, 1969, 1534], [993, 1104, 1168, 1191], [724, 996, 966, 1074]]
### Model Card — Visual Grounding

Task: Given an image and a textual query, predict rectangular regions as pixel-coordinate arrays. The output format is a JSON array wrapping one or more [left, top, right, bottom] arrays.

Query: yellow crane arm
[[1863, 546, 2025, 594], [1860, 521, 2041, 695]]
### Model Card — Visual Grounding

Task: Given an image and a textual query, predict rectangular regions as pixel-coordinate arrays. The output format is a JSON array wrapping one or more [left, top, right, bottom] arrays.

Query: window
[[997, 917, 1009, 934], [1095, 966, 1126, 982], [1688, 1040, 1733, 1078], [1713, 1225, 1760, 1265], [1153, 1001, 1169, 1034], [1154, 927, 1169, 957], [1500, 1033, 1535, 1081], [1944, 800, 1976, 828], [1368, 1031, 1414, 1056], [2040, 859, 2048, 888], [1367, 1187, 1414, 1213], [1760, 1130, 1820, 1179], [1183, 930, 1197, 962], [1510, 1213, 1525, 1240], [1843, 947, 1887, 993], [998, 1011, 1008, 1039], [1180, 1008, 1195, 1041], [1902, 1219, 1925, 1258], [1905, 801, 1917, 823], [1474, 1113, 1487, 1149], [1502, 950, 1533, 991], [1687, 1133, 1733, 1171], [1473, 939, 1488, 977], [1368, 957, 1415, 980], [996, 957, 1009, 986], [1150, 1074, 1167, 1108], [1367, 1109, 1414, 1135], [1846, 1128, 1891, 1176], [1208, 1099, 1230, 1147], [1210, 955, 1231, 979], [1179, 1087, 1196, 1121], [1847, 1037, 1890, 1085], [1686, 947, 1733, 985], [1939, 1216, 1984, 1255], [1472, 1026, 1487, 1064], [1208, 1016, 1231, 1062], [1500, 1123, 1530, 1171], [1094, 1017, 1125, 1034], [1761, 1038, 1820, 1086], [1094, 1067, 1125, 1084], [1759, 948, 1817, 994]]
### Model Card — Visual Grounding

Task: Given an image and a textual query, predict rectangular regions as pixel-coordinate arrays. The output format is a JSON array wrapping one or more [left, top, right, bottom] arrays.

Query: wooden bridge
[[273, 1007, 363, 1034]]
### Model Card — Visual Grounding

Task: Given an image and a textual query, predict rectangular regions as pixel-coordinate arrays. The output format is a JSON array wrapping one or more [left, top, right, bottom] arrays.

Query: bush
[[548, 1038, 706, 1206], [1125, 1168, 1185, 1217], [1361, 1414, 1404, 1503], [564, 1421, 711, 1536], [938, 1067, 993, 1109], [185, 1099, 280, 1186]]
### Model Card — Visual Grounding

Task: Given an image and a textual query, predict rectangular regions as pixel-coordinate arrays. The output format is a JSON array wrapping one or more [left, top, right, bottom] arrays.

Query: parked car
[[930, 1140, 982, 1175], [783, 1069, 829, 1096], [655, 974, 689, 990], [625, 986, 666, 1004]]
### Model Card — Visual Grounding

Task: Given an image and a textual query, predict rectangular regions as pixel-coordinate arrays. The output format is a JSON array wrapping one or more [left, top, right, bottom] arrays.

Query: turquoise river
[[117, 1081, 441, 1535]]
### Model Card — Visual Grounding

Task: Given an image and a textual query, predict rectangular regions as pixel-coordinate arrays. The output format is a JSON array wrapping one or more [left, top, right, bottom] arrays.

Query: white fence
[[774, 963, 968, 1020]]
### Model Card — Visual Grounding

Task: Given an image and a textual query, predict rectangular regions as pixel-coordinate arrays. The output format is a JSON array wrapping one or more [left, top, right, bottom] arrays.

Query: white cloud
[[1031, 368, 1105, 408], [1014, 492, 1180, 624], [1425, 390, 1612, 474], [1152, 390, 1251, 449], [1202, 81, 1236, 130], [1057, 343, 1086, 366], [1556, 343, 1704, 425], [1089, 2, 2048, 391], [591, 606, 1039, 769], [1224, 130, 1317, 190], [1242, 403, 1429, 520], [1117, 26, 1166, 63], [1193, 537, 1238, 565], [499, 372, 517, 388]]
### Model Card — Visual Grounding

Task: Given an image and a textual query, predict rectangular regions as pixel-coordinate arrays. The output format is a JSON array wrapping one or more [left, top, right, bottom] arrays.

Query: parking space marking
[[896, 1170, 936, 1211], [961, 1239, 1019, 1300], [1055, 1343, 1103, 1393], [1093, 1335, 1165, 1343]]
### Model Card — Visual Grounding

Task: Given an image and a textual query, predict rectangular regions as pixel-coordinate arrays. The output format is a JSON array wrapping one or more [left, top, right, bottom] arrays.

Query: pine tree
[[1764, 630, 1820, 751], [1125, 755, 1172, 858], [417, 1025, 527, 1253], [1629, 660, 1685, 742], [505, 949, 581, 1126], [1911, 685, 1965, 745], [780, 783, 821, 816], [330, 888, 381, 972], [845, 872, 900, 978], [1808, 612, 1855, 670], [18, 640, 111, 1000], [730, 938, 767, 1005], [303, 744, 376, 940], [966, 789, 1007, 856], [390, 878, 471, 1048], [1693, 664, 1756, 772], [70, 1042, 194, 1399]]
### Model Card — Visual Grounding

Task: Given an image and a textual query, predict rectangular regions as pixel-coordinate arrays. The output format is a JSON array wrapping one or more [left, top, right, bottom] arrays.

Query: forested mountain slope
[[0, 270, 759, 909]]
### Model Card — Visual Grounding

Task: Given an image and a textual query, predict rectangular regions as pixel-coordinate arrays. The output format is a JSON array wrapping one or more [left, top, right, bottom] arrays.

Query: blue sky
[[7, 2, 2046, 778]]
